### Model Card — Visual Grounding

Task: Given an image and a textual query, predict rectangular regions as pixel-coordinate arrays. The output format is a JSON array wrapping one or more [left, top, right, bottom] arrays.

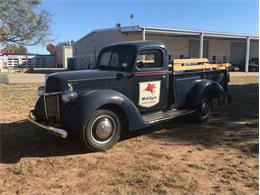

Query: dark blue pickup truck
[[29, 41, 231, 151]]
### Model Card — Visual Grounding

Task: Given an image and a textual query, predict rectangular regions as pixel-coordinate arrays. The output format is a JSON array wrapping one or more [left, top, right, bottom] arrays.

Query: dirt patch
[[0, 76, 258, 194]]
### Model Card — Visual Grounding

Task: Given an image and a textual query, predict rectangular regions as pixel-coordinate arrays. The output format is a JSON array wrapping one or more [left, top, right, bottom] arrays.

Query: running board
[[142, 109, 194, 125]]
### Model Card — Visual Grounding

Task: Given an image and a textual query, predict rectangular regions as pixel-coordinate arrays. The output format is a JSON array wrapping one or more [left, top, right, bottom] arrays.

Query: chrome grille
[[44, 94, 60, 120]]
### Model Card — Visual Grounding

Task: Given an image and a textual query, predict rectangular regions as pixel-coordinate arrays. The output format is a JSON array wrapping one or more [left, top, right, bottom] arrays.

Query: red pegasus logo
[[144, 83, 156, 94]]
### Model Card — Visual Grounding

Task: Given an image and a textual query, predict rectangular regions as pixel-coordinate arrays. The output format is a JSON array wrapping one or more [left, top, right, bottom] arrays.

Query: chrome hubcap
[[95, 119, 113, 139], [90, 115, 116, 144], [201, 100, 210, 116]]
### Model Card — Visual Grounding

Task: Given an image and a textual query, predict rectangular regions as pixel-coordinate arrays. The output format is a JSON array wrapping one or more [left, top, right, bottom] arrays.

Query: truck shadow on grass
[[0, 83, 258, 164], [0, 120, 88, 164]]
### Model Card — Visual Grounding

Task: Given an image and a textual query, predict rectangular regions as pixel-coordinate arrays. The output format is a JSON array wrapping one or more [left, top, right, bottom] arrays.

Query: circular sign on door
[[138, 80, 161, 108]]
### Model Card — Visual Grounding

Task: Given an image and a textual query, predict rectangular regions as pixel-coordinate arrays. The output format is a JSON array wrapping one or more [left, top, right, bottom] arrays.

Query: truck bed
[[165, 58, 229, 108], [171, 69, 229, 108]]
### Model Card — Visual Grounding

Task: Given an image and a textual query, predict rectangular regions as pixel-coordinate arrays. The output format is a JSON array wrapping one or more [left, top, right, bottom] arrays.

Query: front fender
[[68, 90, 146, 131], [186, 79, 226, 109]]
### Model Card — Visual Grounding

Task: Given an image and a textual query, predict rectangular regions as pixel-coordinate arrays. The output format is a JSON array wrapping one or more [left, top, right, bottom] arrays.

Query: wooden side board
[[172, 63, 230, 71], [167, 58, 230, 73], [169, 63, 230, 72], [138, 58, 230, 73], [173, 58, 209, 65]]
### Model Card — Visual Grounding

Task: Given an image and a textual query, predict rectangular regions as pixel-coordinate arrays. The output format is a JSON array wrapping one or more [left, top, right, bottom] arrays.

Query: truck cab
[[95, 41, 170, 113], [29, 41, 231, 151]]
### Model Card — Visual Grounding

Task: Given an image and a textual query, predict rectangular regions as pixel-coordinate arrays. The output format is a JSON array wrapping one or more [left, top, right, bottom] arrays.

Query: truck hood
[[44, 69, 125, 93]]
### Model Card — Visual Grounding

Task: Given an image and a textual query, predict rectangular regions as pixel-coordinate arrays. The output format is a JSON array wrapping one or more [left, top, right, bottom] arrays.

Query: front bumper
[[28, 111, 68, 138]]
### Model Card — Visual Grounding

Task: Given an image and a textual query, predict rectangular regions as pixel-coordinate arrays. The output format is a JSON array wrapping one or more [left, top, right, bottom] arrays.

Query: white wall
[[123, 33, 189, 59], [73, 30, 123, 69], [56, 46, 73, 68], [147, 35, 189, 59], [208, 39, 231, 63]]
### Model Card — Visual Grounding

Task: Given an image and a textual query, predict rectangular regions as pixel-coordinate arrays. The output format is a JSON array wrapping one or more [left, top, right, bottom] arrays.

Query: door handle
[[116, 73, 125, 80]]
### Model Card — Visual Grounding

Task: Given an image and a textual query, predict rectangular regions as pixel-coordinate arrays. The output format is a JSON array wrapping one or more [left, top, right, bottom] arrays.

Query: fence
[[0, 55, 55, 69]]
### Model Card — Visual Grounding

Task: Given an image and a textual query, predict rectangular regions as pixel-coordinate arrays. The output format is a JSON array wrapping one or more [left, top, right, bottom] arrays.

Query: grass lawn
[[0, 76, 258, 194]]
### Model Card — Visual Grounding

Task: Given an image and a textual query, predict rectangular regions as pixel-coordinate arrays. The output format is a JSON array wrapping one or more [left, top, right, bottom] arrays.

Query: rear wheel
[[193, 97, 213, 123], [81, 109, 121, 151]]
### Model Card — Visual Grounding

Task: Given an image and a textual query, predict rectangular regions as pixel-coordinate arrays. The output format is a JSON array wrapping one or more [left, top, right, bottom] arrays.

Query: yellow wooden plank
[[173, 58, 209, 64], [170, 63, 230, 71]]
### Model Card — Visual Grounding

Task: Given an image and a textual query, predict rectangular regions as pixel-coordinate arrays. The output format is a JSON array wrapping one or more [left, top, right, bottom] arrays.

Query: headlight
[[61, 90, 78, 103], [38, 86, 45, 96]]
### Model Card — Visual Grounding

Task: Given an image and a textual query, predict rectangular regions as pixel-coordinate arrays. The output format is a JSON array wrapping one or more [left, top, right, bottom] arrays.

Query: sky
[[28, 0, 259, 54]]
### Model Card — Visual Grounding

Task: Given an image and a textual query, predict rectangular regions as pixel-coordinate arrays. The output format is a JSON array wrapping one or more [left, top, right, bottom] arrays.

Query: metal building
[[73, 25, 259, 71]]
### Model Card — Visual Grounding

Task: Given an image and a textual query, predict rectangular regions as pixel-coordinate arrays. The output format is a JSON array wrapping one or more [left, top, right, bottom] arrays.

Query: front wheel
[[193, 97, 213, 123], [80, 109, 121, 151]]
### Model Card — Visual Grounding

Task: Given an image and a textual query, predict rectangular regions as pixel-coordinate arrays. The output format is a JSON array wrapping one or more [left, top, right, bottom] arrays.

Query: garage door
[[230, 42, 246, 65], [188, 40, 208, 58]]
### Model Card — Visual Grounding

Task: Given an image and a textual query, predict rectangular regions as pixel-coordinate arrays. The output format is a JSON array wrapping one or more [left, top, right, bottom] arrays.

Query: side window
[[136, 49, 163, 69], [99, 51, 111, 66], [110, 52, 119, 67], [97, 50, 119, 67]]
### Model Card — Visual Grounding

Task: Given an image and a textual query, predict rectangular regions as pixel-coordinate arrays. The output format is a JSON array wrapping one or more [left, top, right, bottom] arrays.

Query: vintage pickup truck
[[29, 41, 231, 151]]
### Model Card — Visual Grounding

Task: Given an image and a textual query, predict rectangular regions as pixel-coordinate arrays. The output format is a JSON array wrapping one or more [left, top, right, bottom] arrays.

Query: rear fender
[[186, 79, 226, 109], [69, 90, 145, 131]]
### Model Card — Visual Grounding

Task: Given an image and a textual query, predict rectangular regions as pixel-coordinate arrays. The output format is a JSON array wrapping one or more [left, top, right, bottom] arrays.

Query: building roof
[[74, 27, 117, 45], [121, 25, 259, 40], [74, 25, 259, 44]]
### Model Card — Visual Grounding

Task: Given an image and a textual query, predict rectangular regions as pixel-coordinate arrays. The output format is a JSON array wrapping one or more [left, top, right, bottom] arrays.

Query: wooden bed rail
[[173, 58, 209, 65], [169, 58, 230, 72]]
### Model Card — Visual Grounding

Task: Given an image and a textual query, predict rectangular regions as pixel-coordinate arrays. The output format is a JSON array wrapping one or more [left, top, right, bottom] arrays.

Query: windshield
[[96, 46, 136, 71]]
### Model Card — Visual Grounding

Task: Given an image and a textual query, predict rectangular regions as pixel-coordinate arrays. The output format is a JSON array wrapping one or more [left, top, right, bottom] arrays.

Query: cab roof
[[103, 40, 166, 51]]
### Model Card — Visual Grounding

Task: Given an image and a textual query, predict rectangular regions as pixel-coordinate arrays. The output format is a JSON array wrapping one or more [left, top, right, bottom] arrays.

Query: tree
[[57, 40, 74, 46], [0, 0, 52, 46], [3, 44, 27, 54]]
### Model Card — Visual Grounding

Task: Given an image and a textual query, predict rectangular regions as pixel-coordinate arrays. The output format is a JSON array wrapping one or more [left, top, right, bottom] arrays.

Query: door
[[230, 42, 246, 67], [132, 48, 169, 113], [188, 40, 209, 58]]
